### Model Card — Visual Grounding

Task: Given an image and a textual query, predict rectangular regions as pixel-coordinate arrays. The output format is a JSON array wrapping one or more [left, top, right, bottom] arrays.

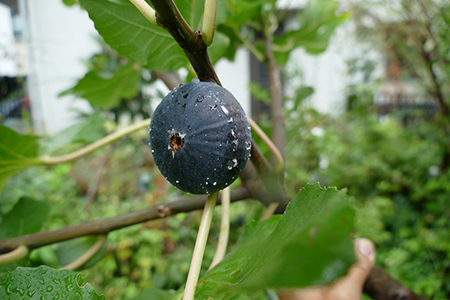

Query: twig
[[209, 187, 230, 270], [248, 116, 284, 173], [153, 70, 182, 90], [129, 0, 157, 25], [0, 245, 29, 265], [183, 192, 218, 300], [59, 236, 107, 271], [260, 202, 278, 221], [263, 11, 286, 160], [41, 118, 151, 165], [202, 0, 217, 47], [0, 187, 251, 254]]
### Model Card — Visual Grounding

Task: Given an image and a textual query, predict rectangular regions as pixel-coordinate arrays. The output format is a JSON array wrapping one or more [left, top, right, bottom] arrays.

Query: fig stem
[[208, 187, 230, 270], [59, 235, 107, 271], [201, 0, 217, 47], [183, 192, 218, 300], [41, 118, 151, 166], [129, 0, 157, 25], [248, 116, 284, 172], [0, 245, 29, 266]]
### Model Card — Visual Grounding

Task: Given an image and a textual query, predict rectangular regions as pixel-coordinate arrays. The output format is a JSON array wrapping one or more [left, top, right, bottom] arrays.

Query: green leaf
[[57, 236, 107, 270], [249, 82, 270, 104], [176, 0, 205, 31], [273, 0, 348, 65], [0, 197, 50, 240], [0, 197, 50, 271], [0, 126, 41, 189], [293, 86, 315, 110], [80, 0, 188, 71], [60, 64, 141, 109], [42, 113, 105, 154], [195, 183, 355, 299], [0, 265, 105, 299], [62, 0, 77, 7]]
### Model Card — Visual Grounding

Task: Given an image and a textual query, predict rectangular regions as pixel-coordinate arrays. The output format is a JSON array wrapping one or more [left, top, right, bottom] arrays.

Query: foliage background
[[1, 0, 450, 299]]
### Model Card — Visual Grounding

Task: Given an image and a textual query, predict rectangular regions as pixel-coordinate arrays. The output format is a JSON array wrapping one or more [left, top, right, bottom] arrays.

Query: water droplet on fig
[[221, 105, 229, 116], [232, 158, 238, 167]]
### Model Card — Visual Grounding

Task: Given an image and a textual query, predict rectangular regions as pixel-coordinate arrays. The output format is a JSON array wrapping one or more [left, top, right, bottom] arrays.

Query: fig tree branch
[[41, 118, 151, 166], [263, 10, 286, 160], [153, 70, 182, 90], [148, 0, 221, 84], [0, 187, 251, 254]]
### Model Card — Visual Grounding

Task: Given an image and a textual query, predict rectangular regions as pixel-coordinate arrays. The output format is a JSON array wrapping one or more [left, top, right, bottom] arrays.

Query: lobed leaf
[[80, 0, 187, 71], [195, 183, 355, 299]]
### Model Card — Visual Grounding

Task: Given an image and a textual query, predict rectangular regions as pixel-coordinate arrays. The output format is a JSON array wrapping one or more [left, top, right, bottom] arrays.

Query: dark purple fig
[[149, 81, 251, 194]]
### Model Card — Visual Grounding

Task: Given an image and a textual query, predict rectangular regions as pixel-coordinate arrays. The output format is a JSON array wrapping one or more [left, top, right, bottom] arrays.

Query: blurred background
[[1, 0, 449, 299]]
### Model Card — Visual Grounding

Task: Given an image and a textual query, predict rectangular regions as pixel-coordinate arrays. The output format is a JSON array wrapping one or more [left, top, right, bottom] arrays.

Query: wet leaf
[[0, 265, 105, 299]]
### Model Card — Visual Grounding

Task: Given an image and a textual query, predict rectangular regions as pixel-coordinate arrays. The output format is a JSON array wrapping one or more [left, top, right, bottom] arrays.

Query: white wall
[[0, 3, 18, 76], [26, 0, 100, 134], [216, 49, 251, 115], [285, 21, 383, 115]]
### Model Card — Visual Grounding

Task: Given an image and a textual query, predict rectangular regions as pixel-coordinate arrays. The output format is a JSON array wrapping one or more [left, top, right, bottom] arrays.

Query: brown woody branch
[[363, 267, 429, 300], [0, 187, 251, 254]]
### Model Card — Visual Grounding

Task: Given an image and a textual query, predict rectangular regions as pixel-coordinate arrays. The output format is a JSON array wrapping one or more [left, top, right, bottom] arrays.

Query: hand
[[277, 238, 376, 300]]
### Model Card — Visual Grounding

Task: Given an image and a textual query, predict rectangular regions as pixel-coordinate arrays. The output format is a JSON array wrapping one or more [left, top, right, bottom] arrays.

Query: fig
[[149, 81, 251, 194]]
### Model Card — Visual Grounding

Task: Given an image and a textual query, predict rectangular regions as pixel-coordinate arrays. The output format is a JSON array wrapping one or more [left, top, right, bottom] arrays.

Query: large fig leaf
[[0, 265, 104, 299], [79, 0, 188, 71], [195, 183, 355, 299]]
